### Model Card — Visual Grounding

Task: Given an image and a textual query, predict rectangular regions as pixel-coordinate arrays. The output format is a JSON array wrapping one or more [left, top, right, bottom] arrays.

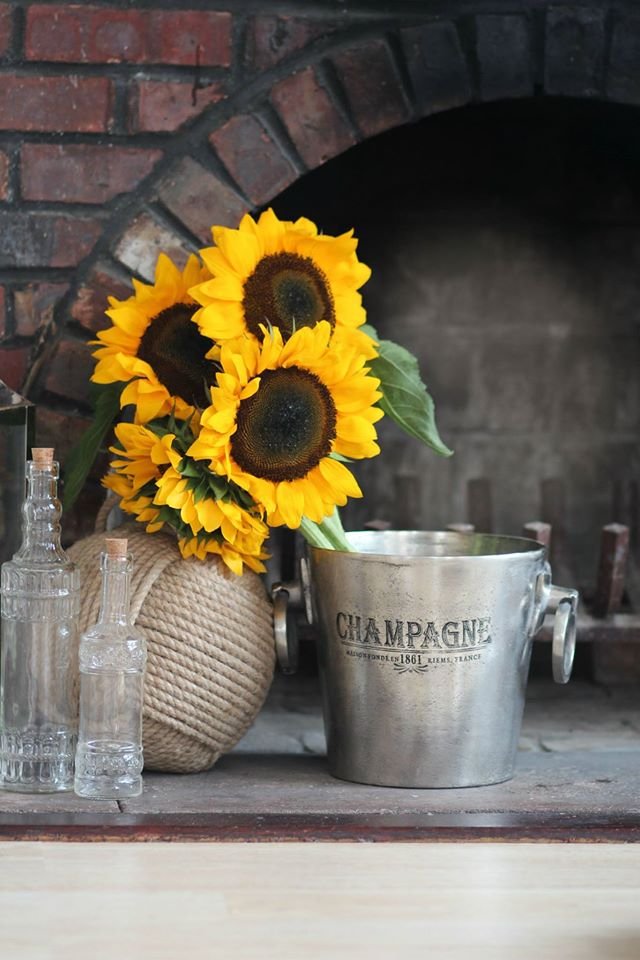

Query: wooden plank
[[1, 751, 639, 841]]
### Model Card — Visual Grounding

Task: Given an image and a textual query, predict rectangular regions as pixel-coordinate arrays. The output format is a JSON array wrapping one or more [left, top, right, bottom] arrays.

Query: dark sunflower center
[[242, 252, 335, 340], [138, 303, 214, 407], [231, 367, 337, 482]]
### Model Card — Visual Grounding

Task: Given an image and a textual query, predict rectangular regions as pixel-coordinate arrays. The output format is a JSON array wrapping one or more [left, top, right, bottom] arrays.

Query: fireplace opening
[[268, 97, 640, 680]]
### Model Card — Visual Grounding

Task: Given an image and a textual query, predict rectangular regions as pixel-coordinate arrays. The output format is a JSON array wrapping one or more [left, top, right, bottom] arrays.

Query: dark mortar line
[[1, 202, 114, 217], [190, 134, 253, 203], [110, 76, 131, 138], [384, 29, 418, 121], [3, 141, 21, 205], [602, 6, 616, 97], [0, 268, 75, 283], [252, 102, 307, 179], [6, 4, 25, 66], [456, 14, 482, 102], [533, 5, 547, 92], [0, 62, 232, 82], [3, 0, 631, 16], [230, 8, 249, 90], [2, 287, 16, 339], [315, 57, 362, 142], [144, 200, 203, 253], [0, 131, 179, 147]]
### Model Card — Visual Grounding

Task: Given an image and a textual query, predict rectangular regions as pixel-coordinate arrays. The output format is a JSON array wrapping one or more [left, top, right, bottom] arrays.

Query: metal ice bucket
[[274, 530, 578, 788]]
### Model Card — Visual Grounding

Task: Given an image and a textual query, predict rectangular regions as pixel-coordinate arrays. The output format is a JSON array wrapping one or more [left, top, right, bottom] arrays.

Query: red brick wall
[[0, 1, 637, 537]]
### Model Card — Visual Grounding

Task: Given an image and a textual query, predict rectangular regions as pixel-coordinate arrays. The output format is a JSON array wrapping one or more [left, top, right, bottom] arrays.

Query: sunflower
[[102, 422, 176, 532], [178, 526, 270, 576], [104, 420, 270, 575], [189, 209, 377, 358], [187, 321, 383, 529], [103, 472, 164, 534], [92, 253, 215, 423]]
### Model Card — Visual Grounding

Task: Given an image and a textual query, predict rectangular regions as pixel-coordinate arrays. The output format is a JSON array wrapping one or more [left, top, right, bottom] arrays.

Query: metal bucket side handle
[[271, 557, 311, 675]]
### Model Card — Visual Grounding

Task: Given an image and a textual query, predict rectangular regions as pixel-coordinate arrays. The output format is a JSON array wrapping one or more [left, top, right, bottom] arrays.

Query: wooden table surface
[[1, 841, 639, 959]]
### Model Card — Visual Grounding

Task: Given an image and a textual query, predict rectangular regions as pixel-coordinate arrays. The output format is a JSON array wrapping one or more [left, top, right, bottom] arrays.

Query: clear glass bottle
[[74, 538, 146, 799], [0, 448, 80, 792]]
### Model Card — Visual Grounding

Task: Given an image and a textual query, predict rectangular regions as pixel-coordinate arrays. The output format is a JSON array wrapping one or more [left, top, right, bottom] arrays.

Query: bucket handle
[[271, 557, 311, 675], [531, 563, 578, 685], [547, 584, 579, 685]]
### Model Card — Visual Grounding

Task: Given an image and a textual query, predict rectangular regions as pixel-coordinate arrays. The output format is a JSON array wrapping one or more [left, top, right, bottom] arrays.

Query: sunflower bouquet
[[65, 210, 451, 575]]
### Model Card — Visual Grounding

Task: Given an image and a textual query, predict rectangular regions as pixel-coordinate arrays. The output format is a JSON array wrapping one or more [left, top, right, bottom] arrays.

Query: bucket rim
[[310, 530, 547, 562]]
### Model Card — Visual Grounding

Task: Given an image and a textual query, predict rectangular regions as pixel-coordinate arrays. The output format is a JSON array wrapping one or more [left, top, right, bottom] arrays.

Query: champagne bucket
[[273, 530, 578, 788]]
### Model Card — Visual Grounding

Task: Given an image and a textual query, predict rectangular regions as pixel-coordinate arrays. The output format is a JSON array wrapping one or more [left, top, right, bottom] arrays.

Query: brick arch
[[3, 2, 637, 533]]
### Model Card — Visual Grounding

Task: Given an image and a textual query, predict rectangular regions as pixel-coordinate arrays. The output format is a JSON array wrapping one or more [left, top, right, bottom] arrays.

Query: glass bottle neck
[[99, 554, 132, 625], [16, 461, 66, 562]]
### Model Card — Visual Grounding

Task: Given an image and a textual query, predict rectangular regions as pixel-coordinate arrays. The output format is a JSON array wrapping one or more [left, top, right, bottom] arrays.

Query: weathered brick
[[544, 7, 605, 97], [271, 67, 355, 168], [130, 80, 225, 133], [0, 346, 30, 392], [26, 6, 232, 66], [607, 15, 640, 104], [332, 39, 409, 138], [43, 337, 94, 405], [71, 262, 133, 333], [0, 148, 8, 200], [401, 22, 472, 115], [476, 14, 534, 101], [0, 76, 112, 132], [245, 15, 335, 71], [0, 4, 12, 58], [50, 217, 103, 268], [0, 213, 101, 267], [14, 282, 69, 337], [114, 212, 192, 281], [210, 115, 296, 206], [157, 157, 247, 244], [21, 144, 162, 203]]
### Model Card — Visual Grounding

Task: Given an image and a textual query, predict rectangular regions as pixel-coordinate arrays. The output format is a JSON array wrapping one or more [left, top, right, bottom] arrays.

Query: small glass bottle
[[74, 538, 146, 799], [0, 447, 80, 792]]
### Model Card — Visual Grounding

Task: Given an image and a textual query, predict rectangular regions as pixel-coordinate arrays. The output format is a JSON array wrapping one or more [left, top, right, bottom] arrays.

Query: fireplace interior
[[268, 97, 640, 681]]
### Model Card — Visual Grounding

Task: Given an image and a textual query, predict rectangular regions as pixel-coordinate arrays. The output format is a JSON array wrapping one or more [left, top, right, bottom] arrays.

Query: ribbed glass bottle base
[[0, 727, 76, 792], [74, 740, 143, 799]]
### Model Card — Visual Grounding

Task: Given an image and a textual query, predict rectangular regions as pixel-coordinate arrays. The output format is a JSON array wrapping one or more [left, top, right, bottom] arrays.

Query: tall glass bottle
[[74, 538, 146, 799], [0, 447, 80, 792]]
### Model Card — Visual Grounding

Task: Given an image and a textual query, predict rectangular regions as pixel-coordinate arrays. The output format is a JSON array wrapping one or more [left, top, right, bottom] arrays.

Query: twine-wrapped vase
[[68, 524, 275, 773]]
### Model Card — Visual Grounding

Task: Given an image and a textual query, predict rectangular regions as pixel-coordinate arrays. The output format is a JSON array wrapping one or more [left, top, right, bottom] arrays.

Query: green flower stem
[[299, 510, 353, 552]]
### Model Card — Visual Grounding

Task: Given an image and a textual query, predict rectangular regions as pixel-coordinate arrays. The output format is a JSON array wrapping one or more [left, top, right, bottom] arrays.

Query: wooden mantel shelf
[[1, 681, 639, 843]]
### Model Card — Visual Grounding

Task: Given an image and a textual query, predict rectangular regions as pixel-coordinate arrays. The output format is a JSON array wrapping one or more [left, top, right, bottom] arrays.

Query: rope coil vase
[[68, 523, 275, 773]]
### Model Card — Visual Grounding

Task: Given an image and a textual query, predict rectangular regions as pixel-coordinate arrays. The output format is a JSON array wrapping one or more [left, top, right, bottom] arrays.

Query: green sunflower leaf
[[363, 325, 453, 458], [178, 458, 202, 479], [62, 382, 123, 511], [207, 475, 229, 499], [192, 478, 210, 504]]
